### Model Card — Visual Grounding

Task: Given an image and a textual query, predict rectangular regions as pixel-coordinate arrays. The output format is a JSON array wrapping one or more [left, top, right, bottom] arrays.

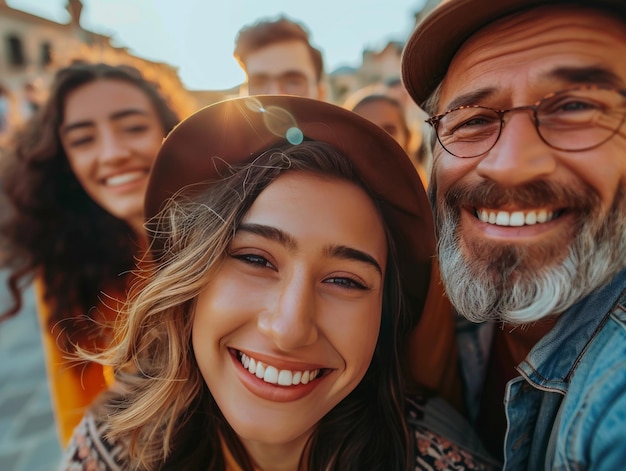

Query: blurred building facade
[[0, 0, 197, 136], [327, 0, 441, 105]]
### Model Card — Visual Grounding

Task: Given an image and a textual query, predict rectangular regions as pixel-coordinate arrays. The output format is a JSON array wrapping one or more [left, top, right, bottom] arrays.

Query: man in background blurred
[[233, 16, 326, 100]]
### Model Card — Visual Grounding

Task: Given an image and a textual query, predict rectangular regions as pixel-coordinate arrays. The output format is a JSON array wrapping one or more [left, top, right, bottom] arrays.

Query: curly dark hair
[[0, 62, 180, 348]]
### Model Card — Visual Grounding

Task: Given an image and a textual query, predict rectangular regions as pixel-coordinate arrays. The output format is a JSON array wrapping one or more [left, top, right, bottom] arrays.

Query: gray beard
[[435, 184, 626, 324]]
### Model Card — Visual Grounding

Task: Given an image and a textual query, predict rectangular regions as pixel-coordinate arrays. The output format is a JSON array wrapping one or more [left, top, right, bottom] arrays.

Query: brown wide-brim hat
[[402, 0, 626, 107], [145, 95, 435, 315]]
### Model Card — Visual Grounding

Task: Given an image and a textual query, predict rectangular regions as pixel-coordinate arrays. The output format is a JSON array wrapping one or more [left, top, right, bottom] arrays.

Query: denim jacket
[[458, 267, 626, 470]]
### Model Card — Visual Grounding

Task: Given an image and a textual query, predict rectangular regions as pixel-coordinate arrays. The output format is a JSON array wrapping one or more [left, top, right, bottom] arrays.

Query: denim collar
[[517, 267, 626, 394]]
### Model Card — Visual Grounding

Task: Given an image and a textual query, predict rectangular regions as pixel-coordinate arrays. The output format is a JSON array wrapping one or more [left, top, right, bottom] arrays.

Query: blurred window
[[41, 41, 52, 67], [7, 35, 25, 67]]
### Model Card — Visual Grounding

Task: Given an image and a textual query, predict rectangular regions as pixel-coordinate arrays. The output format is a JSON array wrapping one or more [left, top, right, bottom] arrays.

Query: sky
[[7, 0, 427, 91]]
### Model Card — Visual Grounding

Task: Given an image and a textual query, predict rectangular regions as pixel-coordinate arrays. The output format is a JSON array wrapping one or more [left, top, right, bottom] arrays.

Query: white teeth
[[238, 353, 320, 387], [255, 362, 265, 379], [477, 209, 555, 226], [509, 211, 525, 227], [278, 370, 292, 386], [537, 209, 548, 223], [263, 366, 278, 384], [105, 171, 145, 187], [495, 211, 509, 226]]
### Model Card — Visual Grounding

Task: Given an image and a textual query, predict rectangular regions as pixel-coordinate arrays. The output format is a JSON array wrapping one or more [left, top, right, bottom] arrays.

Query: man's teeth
[[239, 353, 320, 386], [477, 209, 555, 226], [105, 171, 145, 187]]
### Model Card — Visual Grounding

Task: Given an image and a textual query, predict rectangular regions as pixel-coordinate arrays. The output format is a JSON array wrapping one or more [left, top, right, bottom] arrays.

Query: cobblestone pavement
[[0, 274, 61, 471]]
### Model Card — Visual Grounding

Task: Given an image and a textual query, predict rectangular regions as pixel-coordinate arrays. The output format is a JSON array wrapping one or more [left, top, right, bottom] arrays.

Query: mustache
[[442, 180, 595, 213]]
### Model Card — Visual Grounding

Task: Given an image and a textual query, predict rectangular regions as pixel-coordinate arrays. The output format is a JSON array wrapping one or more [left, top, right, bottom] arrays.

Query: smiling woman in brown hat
[[59, 95, 497, 471]]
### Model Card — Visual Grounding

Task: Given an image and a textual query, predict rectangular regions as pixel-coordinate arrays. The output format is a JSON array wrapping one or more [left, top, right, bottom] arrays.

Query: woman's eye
[[324, 276, 368, 290], [67, 135, 94, 147], [232, 253, 275, 270], [124, 124, 149, 134]]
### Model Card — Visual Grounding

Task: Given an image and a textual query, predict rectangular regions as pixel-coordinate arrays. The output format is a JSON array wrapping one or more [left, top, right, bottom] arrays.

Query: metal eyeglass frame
[[425, 85, 626, 158]]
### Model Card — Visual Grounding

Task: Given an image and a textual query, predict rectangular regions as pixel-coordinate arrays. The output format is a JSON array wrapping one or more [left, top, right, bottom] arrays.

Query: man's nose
[[476, 112, 557, 186], [266, 78, 284, 95]]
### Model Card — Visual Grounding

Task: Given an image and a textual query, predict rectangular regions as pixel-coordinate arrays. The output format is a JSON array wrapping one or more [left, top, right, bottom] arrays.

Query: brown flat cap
[[145, 95, 435, 314], [402, 0, 626, 107]]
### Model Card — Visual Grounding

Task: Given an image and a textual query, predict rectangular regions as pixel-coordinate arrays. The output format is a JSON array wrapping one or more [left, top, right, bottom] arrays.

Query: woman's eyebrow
[[236, 223, 297, 250], [109, 108, 151, 121], [60, 119, 94, 135], [60, 108, 149, 135], [325, 244, 382, 275]]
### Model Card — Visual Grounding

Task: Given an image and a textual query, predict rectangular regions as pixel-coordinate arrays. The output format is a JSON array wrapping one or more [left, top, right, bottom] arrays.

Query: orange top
[[34, 276, 122, 446]]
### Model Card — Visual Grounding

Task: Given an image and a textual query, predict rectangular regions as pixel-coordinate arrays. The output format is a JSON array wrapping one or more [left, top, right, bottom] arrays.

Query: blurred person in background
[[234, 16, 326, 100], [0, 61, 182, 446], [350, 94, 411, 153], [384, 77, 433, 185], [343, 86, 464, 417], [347, 92, 429, 186]]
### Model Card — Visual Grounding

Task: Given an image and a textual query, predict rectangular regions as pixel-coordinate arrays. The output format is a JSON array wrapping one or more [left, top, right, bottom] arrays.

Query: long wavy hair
[[92, 141, 414, 470], [0, 62, 181, 348]]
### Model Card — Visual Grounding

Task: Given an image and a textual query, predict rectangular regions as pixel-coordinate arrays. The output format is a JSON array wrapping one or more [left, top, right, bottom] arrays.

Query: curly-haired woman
[[0, 62, 183, 445]]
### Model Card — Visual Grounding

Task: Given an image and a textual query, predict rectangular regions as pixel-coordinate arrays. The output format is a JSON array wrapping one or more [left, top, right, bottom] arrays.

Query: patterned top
[[58, 396, 500, 470]]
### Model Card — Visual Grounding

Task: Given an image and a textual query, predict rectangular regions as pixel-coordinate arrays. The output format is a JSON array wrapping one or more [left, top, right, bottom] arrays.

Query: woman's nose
[[257, 272, 319, 351], [98, 130, 131, 163]]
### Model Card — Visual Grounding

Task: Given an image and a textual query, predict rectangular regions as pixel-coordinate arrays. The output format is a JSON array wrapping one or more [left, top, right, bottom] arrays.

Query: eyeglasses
[[426, 85, 626, 158], [247, 71, 311, 96]]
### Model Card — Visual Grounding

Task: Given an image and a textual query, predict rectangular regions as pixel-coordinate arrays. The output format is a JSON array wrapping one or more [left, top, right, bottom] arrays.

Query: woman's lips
[[239, 351, 321, 386], [103, 169, 149, 187], [230, 348, 331, 402]]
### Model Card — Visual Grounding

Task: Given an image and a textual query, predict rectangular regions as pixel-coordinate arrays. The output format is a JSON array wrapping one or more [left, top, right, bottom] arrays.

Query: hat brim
[[401, 0, 626, 107], [145, 95, 435, 315]]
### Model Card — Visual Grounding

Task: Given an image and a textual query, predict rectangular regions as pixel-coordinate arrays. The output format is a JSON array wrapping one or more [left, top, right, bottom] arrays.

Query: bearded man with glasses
[[402, 0, 626, 469]]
